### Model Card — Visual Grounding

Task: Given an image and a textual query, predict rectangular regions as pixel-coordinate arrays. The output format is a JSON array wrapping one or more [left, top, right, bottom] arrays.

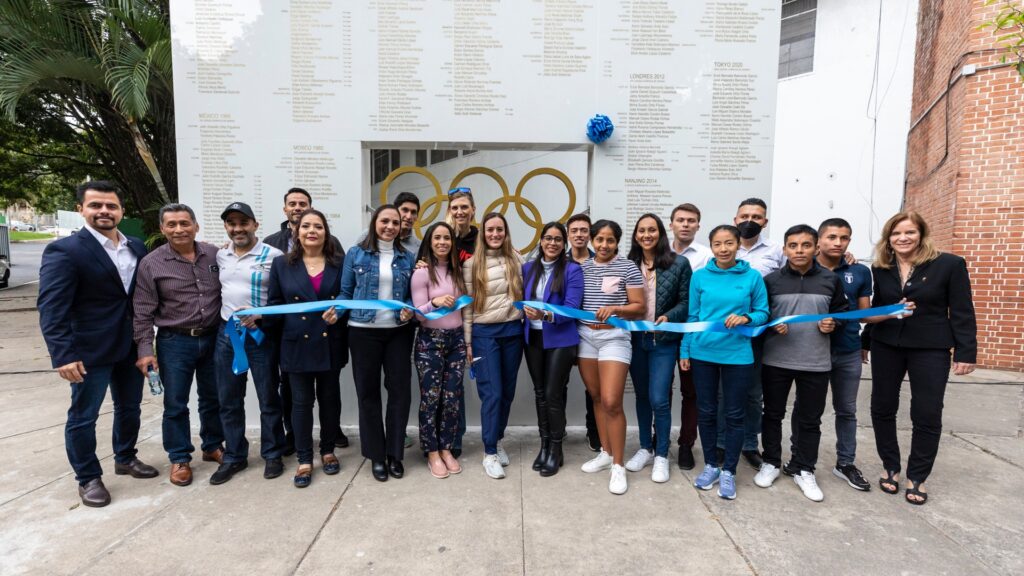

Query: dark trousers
[[289, 369, 341, 464], [350, 324, 414, 462], [870, 341, 950, 483], [473, 321, 524, 454], [717, 335, 763, 451], [629, 333, 677, 457], [214, 326, 286, 463], [279, 370, 292, 437], [156, 331, 223, 463], [674, 366, 698, 448], [524, 329, 576, 443], [692, 359, 751, 475], [761, 364, 829, 472], [415, 327, 466, 452], [65, 358, 143, 485]]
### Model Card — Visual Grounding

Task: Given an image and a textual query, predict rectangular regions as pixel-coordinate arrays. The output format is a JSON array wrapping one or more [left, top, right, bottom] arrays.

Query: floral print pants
[[415, 327, 466, 452]]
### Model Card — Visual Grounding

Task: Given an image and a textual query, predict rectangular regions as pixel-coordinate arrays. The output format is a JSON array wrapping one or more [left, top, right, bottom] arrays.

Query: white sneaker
[[482, 454, 505, 479], [496, 441, 510, 467], [754, 463, 780, 488], [625, 448, 654, 472], [794, 470, 824, 502], [609, 464, 628, 495], [581, 450, 613, 473], [651, 456, 670, 483]]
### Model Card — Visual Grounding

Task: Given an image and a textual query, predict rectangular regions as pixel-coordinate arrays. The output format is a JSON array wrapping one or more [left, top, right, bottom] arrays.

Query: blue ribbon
[[228, 296, 473, 374], [514, 301, 909, 338]]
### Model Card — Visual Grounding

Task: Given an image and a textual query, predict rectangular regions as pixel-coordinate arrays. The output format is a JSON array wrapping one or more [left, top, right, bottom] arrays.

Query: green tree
[[982, 0, 1024, 79], [0, 0, 176, 225]]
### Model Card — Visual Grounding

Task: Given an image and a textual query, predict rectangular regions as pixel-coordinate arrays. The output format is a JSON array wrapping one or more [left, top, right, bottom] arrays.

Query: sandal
[[428, 455, 449, 479], [905, 480, 928, 505], [879, 470, 899, 494], [441, 450, 462, 474], [294, 464, 312, 488]]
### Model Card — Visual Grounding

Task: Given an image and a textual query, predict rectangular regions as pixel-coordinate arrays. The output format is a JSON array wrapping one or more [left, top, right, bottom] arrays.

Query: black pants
[[761, 365, 829, 472], [870, 340, 950, 483], [349, 325, 414, 462], [289, 369, 341, 464], [524, 329, 576, 442]]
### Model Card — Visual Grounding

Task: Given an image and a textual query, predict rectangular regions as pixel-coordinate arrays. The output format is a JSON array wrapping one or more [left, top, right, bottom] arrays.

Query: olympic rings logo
[[378, 166, 577, 253]]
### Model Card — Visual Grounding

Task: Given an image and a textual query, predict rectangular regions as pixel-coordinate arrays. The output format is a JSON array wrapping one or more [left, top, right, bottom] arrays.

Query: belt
[[161, 325, 219, 337], [584, 323, 617, 330]]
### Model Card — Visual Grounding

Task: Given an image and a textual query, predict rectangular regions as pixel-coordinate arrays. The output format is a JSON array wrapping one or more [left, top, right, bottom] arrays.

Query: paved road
[[1, 240, 48, 290]]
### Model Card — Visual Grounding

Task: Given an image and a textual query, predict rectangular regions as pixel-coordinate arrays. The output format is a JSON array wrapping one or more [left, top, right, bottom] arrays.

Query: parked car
[[0, 254, 9, 288], [11, 221, 35, 232]]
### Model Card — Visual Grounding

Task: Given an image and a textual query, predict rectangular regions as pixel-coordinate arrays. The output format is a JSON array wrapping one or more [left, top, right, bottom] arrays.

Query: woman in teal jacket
[[679, 224, 768, 500]]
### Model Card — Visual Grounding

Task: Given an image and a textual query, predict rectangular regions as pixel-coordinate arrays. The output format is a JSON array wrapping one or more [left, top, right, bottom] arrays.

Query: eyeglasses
[[541, 236, 565, 244], [448, 187, 472, 196]]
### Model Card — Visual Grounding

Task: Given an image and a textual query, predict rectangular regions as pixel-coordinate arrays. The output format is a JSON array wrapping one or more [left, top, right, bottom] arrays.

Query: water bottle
[[147, 366, 164, 396]]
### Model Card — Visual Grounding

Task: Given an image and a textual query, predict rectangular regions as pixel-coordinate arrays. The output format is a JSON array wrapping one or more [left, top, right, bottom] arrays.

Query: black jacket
[[638, 255, 691, 343], [763, 262, 849, 371], [869, 252, 977, 363], [263, 221, 345, 259], [38, 229, 148, 367], [265, 254, 348, 373]]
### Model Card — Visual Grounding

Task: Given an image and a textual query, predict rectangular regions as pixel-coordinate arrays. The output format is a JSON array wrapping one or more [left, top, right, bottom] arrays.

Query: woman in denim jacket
[[341, 204, 416, 482]]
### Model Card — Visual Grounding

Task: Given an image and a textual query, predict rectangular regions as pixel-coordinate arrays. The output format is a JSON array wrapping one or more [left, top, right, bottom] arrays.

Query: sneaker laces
[[801, 472, 819, 489]]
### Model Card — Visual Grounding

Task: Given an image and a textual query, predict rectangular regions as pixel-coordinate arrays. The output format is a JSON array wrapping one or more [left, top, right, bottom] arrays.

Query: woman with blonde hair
[[866, 211, 976, 505], [462, 212, 524, 479], [446, 188, 478, 264]]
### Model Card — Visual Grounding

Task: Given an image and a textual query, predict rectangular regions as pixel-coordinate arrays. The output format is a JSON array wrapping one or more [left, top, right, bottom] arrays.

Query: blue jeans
[[156, 331, 224, 463], [65, 358, 143, 484], [791, 350, 862, 466], [472, 321, 523, 454], [717, 335, 762, 452], [214, 325, 286, 463], [629, 333, 677, 457], [693, 359, 752, 475]]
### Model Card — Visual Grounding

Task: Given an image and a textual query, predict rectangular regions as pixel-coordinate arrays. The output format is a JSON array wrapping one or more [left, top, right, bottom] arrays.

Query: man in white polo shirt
[[211, 202, 287, 484]]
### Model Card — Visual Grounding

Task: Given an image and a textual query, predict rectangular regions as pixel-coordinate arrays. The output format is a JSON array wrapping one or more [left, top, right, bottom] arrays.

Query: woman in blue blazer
[[522, 222, 585, 477], [340, 204, 417, 482], [266, 210, 347, 488]]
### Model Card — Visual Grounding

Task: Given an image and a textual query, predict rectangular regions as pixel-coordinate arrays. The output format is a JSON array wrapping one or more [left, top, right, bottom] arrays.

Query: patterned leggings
[[415, 327, 466, 452]]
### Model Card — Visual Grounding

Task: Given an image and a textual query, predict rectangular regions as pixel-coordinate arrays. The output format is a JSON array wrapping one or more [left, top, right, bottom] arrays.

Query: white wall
[[771, 0, 917, 257]]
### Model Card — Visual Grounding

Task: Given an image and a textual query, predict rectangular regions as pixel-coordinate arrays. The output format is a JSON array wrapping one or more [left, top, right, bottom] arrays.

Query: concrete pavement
[[1, 287, 1022, 575]]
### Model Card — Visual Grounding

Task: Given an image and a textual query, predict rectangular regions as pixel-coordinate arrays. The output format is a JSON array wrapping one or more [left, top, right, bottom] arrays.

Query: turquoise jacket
[[679, 259, 769, 365]]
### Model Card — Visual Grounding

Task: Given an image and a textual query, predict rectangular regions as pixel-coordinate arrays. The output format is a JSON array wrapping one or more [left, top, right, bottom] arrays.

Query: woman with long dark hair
[[866, 211, 976, 505], [411, 222, 468, 479], [266, 210, 346, 488], [522, 222, 584, 477], [625, 213, 691, 484], [341, 204, 416, 482], [462, 212, 524, 479], [577, 219, 646, 495]]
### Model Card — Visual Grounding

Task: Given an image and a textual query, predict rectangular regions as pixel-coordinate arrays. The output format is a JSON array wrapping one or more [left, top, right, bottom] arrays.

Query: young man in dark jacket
[[754, 224, 849, 502]]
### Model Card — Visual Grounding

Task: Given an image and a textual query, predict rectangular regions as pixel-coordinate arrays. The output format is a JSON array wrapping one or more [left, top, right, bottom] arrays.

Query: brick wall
[[905, 0, 1024, 370]]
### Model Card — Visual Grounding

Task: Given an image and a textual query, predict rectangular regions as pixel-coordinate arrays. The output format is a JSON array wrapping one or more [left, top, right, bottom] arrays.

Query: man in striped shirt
[[210, 203, 287, 484], [134, 203, 225, 487]]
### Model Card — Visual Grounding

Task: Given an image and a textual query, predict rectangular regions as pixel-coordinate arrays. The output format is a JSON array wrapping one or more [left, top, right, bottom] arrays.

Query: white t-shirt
[[217, 242, 283, 321]]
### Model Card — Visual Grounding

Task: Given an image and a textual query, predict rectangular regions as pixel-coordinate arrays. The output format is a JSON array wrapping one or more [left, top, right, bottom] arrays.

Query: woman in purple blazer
[[522, 222, 585, 477]]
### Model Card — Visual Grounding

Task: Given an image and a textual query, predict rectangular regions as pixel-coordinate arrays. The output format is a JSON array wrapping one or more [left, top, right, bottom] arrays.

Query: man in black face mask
[[734, 197, 785, 277]]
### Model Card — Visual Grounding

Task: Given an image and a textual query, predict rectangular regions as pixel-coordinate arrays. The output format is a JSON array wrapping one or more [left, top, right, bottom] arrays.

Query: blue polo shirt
[[830, 261, 872, 353]]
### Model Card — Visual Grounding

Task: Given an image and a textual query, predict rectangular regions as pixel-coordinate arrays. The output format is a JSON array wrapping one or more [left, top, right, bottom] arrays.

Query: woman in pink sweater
[[411, 222, 468, 478]]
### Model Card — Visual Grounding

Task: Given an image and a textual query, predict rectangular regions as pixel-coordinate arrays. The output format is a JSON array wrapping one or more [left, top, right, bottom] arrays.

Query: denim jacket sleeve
[[339, 245, 359, 317]]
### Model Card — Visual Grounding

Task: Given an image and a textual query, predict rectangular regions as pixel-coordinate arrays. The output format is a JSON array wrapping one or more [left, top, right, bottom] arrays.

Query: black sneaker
[[742, 450, 763, 471], [335, 429, 350, 449], [264, 458, 284, 479], [210, 461, 248, 485], [586, 431, 601, 453], [677, 445, 695, 470], [833, 463, 871, 491], [782, 460, 798, 477]]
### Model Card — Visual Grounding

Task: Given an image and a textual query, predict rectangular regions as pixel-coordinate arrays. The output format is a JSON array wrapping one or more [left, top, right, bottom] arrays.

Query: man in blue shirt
[[785, 218, 872, 491]]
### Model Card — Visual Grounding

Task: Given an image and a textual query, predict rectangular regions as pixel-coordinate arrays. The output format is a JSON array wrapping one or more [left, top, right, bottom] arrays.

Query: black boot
[[532, 438, 550, 471], [540, 440, 563, 477]]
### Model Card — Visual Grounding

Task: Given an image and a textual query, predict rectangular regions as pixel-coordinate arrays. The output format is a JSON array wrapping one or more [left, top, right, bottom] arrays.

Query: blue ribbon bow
[[514, 301, 909, 338], [228, 296, 473, 374]]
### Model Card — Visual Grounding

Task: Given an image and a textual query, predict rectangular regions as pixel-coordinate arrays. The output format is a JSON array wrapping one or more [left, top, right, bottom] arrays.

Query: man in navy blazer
[[38, 181, 159, 508]]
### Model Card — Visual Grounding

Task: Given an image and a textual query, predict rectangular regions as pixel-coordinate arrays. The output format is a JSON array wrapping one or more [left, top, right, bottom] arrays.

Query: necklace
[[898, 260, 915, 289]]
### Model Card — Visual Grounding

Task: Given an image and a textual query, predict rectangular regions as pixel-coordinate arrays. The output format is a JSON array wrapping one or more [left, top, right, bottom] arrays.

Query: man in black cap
[[211, 202, 287, 483]]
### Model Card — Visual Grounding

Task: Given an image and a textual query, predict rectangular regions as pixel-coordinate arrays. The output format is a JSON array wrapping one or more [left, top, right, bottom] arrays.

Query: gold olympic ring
[[379, 165, 576, 254], [378, 167, 444, 240]]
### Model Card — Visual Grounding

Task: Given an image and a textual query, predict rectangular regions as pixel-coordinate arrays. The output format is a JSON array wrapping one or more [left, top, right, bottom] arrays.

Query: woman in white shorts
[[577, 220, 645, 495]]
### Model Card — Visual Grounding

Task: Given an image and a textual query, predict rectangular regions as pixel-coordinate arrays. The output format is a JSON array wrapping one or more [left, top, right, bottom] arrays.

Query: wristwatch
[[544, 311, 554, 323]]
